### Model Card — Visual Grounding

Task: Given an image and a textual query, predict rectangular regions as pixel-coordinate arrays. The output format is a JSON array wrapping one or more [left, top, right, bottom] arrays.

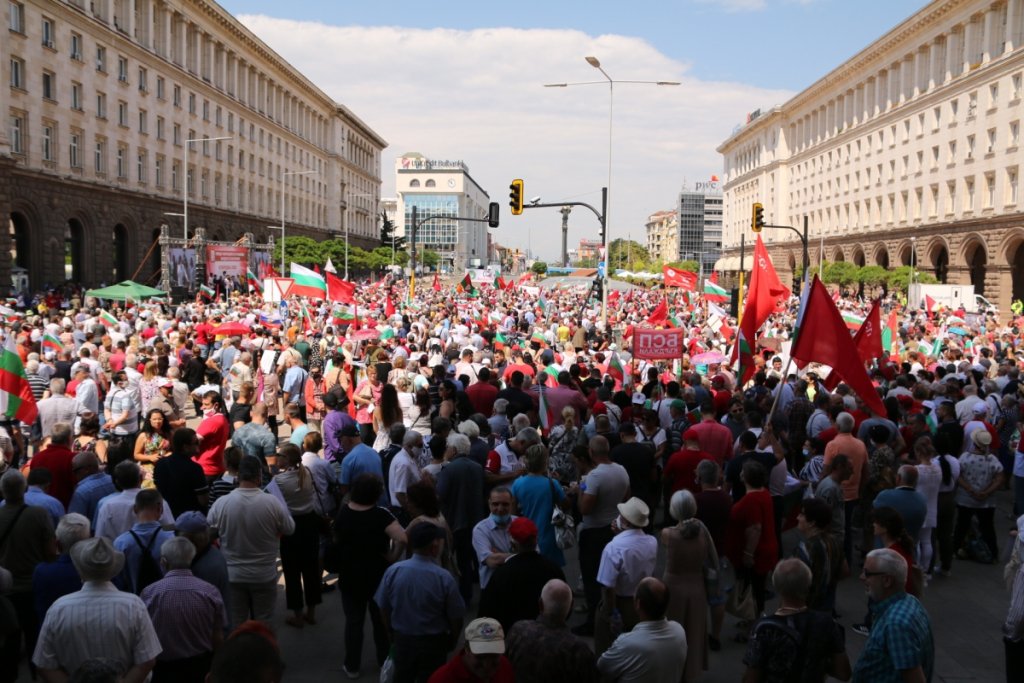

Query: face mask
[[490, 513, 511, 526], [802, 448, 810, 457], [203, 408, 216, 417]]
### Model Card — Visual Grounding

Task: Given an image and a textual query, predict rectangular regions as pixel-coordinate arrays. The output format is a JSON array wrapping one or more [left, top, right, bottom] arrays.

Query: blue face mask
[[491, 513, 511, 526]]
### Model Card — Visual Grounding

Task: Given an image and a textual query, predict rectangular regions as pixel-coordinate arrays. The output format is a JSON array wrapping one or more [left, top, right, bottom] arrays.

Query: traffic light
[[509, 179, 524, 215], [751, 202, 764, 233], [487, 202, 500, 228], [591, 276, 603, 301]]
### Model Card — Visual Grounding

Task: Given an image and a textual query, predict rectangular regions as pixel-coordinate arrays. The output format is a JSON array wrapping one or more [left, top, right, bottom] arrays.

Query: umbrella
[[212, 322, 250, 336], [948, 326, 969, 336], [690, 350, 727, 365], [945, 315, 966, 324], [85, 280, 167, 302], [350, 328, 380, 342]]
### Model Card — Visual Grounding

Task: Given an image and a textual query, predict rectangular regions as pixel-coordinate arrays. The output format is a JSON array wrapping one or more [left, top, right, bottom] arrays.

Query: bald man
[[505, 579, 598, 682], [597, 577, 687, 683]]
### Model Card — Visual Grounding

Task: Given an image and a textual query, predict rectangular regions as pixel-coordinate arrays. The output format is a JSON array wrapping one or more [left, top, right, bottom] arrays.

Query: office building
[[2, 0, 385, 289], [717, 0, 1024, 310], [645, 209, 677, 263]]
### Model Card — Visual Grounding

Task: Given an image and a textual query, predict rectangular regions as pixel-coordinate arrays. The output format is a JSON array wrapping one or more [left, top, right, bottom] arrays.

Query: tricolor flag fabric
[[494, 331, 508, 351], [42, 334, 63, 353], [703, 279, 728, 303], [663, 266, 697, 291], [380, 327, 396, 341], [538, 384, 556, 434], [542, 365, 560, 389], [246, 270, 262, 293], [100, 310, 119, 327], [537, 290, 548, 315], [842, 311, 865, 330], [881, 310, 900, 359], [0, 333, 39, 424], [299, 302, 314, 332], [289, 263, 328, 299], [607, 352, 626, 388], [198, 285, 215, 301], [456, 274, 478, 297]]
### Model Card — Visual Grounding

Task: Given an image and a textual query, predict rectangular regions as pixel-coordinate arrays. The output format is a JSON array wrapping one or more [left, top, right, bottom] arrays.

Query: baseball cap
[[338, 425, 361, 438], [631, 392, 646, 405], [175, 511, 209, 534], [464, 618, 505, 655], [670, 399, 687, 411], [509, 517, 538, 544]]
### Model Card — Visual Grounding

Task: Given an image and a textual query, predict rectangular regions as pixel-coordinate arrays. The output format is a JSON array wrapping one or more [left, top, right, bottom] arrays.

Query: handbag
[[549, 479, 576, 550], [725, 574, 757, 621]]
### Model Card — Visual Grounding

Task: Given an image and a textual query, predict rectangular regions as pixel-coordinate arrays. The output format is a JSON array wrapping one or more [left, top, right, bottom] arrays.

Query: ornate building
[[717, 0, 1024, 310], [2, 0, 386, 290]]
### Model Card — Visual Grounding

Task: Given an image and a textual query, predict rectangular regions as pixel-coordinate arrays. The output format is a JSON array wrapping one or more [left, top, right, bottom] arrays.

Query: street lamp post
[[280, 170, 319, 275], [546, 58, 679, 328], [910, 236, 918, 305], [184, 136, 231, 241]]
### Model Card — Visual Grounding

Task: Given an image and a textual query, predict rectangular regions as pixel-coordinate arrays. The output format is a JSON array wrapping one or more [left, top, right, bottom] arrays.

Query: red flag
[[790, 277, 886, 416], [710, 271, 719, 285], [825, 299, 884, 391], [732, 235, 790, 383], [326, 272, 356, 303], [432, 273, 441, 292], [313, 264, 321, 275], [385, 294, 395, 318], [646, 300, 668, 326], [925, 295, 936, 318], [662, 266, 697, 291], [832, 289, 841, 303]]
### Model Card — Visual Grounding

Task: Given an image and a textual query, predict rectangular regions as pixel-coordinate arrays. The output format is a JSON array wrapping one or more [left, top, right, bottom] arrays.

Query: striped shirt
[[33, 581, 162, 675], [141, 569, 226, 660]]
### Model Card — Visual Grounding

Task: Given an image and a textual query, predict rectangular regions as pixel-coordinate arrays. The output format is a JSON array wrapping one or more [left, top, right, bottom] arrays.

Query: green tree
[[608, 239, 650, 271], [531, 261, 548, 276], [379, 211, 406, 251], [420, 250, 440, 269], [856, 265, 889, 288], [821, 261, 860, 287], [886, 266, 938, 293], [272, 236, 322, 271], [665, 260, 699, 273]]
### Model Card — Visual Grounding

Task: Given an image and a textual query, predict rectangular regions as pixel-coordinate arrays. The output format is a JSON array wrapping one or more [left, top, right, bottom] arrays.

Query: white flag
[[324, 257, 337, 274]]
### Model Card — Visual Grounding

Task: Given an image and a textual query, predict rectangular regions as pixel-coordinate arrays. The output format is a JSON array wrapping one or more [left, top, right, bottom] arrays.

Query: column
[[140, 0, 153, 49], [982, 7, 995, 62], [874, 70, 885, 115], [1008, 0, 1022, 52], [945, 27, 959, 82], [899, 57, 910, 103], [963, 17, 977, 72], [161, 6, 171, 59], [126, 0, 136, 40], [927, 39, 939, 91]]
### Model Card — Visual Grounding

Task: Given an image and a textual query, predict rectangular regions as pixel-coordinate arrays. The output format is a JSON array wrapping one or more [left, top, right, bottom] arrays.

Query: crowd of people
[[0, 270, 1022, 683]]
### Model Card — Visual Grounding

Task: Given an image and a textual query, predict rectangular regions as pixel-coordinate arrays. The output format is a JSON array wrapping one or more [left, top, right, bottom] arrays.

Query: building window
[[1013, 73, 1022, 101], [946, 180, 956, 214], [9, 57, 24, 89], [202, 99, 209, 121], [409, 179, 420, 188], [967, 134, 976, 159], [138, 109, 147, 134], [71, 82, 82, 110], [41, 17, 53, 48], [70, 32, 82, 61], [173, 124, 181, 145], [96, 92, 106, 119], [42, 71, 55, 100], [227, 113, 234, 133], [964, 177, 975, 211], [117, 56, 128, 82], [425, 179, 436, 188], [987, 128, 996, 154], [933, 106, 941, 130], [215, 140, 222, 161], [1011, 121, 1020, 148], [173, 84, 181, 107], [1006, 167, 1019, 205], [188, 92, 195, 114], [171, 161, 178, 191], [94, 139, 106, 173], [116, 146, 126, 179], [155, 156, 163, 186], [156, 116, 164, 140], [215, 106, 222, 127], [96, 46, 106, 72], [117, 101, 127, 126], [9, 2, 24, 33], [948, 140, 957, 164], [137, 151, 146, 182], [989, 83, 998, 109], [138, 67, 147, 92], [186, 169, 193, 195], [41, 124, 53, 161], [9, 115, 23, 154], [156, 76, 164, 100], [985, 173, 995, 208], [69, 132, 80, 168]]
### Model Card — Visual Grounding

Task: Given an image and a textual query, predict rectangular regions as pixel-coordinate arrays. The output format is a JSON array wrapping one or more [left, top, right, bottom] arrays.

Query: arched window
[[425, 179, 436, 188], [409, 179, 420, 188]]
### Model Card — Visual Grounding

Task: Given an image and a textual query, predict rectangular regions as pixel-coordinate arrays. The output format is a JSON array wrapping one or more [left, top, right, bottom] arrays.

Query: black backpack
[[129, 530, 163, 595]]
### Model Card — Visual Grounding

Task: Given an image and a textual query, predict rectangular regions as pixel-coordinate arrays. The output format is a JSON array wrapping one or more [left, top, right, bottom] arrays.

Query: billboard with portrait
[[168, 248, 196, 289], [206, 245, 248, 279]]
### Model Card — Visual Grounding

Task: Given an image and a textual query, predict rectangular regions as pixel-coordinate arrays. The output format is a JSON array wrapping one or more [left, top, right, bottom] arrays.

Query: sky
[[219, 0, 927, 261]]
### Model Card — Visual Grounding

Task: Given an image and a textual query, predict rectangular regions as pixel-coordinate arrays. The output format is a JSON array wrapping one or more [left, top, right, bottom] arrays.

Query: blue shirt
[[68, 472, 116, 524], [852, 592, 934, 683], [511, 475, 566, 567], [112, 521, 175, 594], [283, 366, 308, 404], [374, 554, 465, 636], [341, 443, 386, 505], [1, 486, 64, 528], [32, 553, 82, 623]]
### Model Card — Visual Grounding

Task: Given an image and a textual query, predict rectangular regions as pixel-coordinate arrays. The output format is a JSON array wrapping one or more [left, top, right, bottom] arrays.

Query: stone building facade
[[716, 0, 1024, 311], [2, 0, 386, 291]]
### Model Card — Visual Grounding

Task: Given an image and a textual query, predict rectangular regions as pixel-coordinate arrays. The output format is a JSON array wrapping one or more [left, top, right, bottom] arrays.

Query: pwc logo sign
[[633, 328, 687, 360]]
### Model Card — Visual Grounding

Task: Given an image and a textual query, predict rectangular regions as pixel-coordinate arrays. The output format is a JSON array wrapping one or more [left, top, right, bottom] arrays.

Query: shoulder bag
[[549, 479, 576, 550]]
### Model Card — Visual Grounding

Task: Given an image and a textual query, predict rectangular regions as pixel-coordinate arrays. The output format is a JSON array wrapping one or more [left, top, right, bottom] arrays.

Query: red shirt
[[30, 445, 77, 508], [663, 448, 710, 495], [502, 363, 535, 381], [690, 420, 734, 464], [465, 381, 499, 417], [194, 413, 229, 476], [427, 652, 515, 683], [195, 322, 214, 346], [725, 489, 778, 574]]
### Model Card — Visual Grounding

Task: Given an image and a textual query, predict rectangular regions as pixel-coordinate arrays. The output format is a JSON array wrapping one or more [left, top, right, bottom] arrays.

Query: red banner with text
[[633, 327, 687, 360]]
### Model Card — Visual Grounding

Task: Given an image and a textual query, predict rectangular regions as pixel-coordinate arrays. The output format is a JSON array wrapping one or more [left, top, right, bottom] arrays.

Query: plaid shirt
[[852, 592, 934, 683], [506, 615, 599, 683], [141, 569, 226, 660]]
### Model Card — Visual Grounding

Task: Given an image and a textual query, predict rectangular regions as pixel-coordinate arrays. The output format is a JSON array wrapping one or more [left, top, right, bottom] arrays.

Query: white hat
[[617, 497, 650, 528], [71, 537, 125, 582], [631, 392, 646, 405]]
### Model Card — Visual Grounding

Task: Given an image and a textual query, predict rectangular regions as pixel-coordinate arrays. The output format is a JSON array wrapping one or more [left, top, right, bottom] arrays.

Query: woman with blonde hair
[[546, 406, 579, 484], [139, 360, 162, 413], [511, 443, 570, 567]]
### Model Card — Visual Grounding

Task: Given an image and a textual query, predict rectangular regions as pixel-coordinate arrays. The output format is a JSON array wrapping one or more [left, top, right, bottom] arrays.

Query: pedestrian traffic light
[[751, 202, 764, 233], [487, 202, 500, 228], [509, 179, 524, 215], [591, 276, 603, 301]]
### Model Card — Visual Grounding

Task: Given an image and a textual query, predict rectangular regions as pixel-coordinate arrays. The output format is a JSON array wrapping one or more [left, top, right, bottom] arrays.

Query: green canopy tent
[[84, 280, 168, 302]]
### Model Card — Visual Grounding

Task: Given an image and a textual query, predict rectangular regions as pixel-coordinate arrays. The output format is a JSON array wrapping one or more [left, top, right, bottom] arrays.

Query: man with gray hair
[[388, 430, 424, 517], [438, 430, 487, 604], [852, 548, 934, 682], [488, 398, 510, 443], [743, 558, 851, 682], [141, 536, 226, 681], [506, 578, 599, 681], [823, 411, 870, 563], [0, 469, 56, 681], [67, 450, 115, 522], [32, 513, 91, 636], [33, 537, 161, 682], [94, 461, 175, 541], [873, 465, 928, 542], [35, 378, 79, 448]]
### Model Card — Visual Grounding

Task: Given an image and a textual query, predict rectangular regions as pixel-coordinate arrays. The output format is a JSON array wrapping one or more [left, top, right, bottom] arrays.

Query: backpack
[[130, 530, 163, 595], [749, 613, 811, 682]]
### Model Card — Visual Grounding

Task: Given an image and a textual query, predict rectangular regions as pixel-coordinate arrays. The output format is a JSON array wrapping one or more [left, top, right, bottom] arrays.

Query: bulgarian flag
[[42, 334, 63, 353], [289, 263, 328, 299], [0, 333, 38, 424], [494, 331, 508, 351], [842, 311, 865, 330], [99, 310, 119, 327], [542, 365, 560, 388], [667, 313, 684, 329], [380, 327, 396, 341], [537, 290, 548, 315], [456, 274, 477, 296], [331, 306, 356, 328], [299, 301, 314, 332], [734, 328, 756, 387], [199, 284, 215, 301], [607, 351, 625, 388], [530, 329, 547, 347], [703, 279, 728, 302], [538, 384, 556, 434], [881, 309, 900, 359], [246, 270, 262, 292]]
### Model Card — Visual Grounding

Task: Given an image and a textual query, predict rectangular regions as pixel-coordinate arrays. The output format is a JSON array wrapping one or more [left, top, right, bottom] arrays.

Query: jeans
[[935, 491, 957, 572], [340, 582, 390, 672], [578, 525, 614, 627], [228, 580, 278, 628], [953, 505, 998, 560], [451, 528, 477, 605], [280, 513, 322, 612], [392, 632, 450, 683]]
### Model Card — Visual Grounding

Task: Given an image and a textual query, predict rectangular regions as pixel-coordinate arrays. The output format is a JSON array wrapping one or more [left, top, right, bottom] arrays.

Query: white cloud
[[694, 0, 767, 12], [238, 16, 793, 260]]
